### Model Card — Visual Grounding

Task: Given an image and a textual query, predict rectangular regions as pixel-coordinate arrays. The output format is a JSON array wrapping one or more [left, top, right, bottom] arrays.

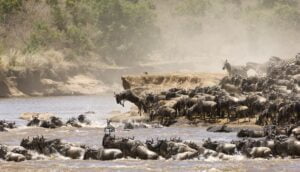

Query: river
[[0, 95, 300, 172]]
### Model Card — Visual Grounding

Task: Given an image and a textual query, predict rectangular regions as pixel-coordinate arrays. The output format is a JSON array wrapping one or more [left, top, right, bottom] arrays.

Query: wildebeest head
[[145, 138, 154, 145], [202, 138, 219, 151], [50, 116, 63, 127], [20, 137, 30, 149], [78, 114, 87, 123], [0, 144, 8, 159], [114, 92, 124, 107], [83, 147, 99, 160]]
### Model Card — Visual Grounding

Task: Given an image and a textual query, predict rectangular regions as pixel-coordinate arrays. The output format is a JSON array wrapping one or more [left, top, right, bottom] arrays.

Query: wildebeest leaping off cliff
[[115, 54, 300, 127]]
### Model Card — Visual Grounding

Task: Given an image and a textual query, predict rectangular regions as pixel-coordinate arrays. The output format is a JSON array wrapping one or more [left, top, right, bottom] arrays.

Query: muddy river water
[[0, 95, 300, 172]]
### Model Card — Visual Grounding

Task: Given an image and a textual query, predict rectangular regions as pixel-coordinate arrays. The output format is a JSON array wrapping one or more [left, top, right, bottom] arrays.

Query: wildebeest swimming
[[115, 54, 300, 127], [3, 113, 300, 162], [3, 122, 300, 162], [0, 120, 16, 132], [26, 114, 92, 128]]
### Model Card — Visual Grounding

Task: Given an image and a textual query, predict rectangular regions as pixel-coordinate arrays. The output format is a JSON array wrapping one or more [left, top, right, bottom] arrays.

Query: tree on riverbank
[[1, 0, 300, 69], [0, 0, 160, 67]]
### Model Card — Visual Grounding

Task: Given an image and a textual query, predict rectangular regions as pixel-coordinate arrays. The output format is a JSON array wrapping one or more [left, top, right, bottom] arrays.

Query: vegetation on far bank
[[0, 0, 159, 68], [0, 0, 299, 83]]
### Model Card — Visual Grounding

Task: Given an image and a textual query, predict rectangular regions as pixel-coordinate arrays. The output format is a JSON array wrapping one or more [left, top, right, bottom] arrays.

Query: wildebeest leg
[[227, 111, 230, 122], [138, 105, 142, 116], [246, 112, 249, 123], [211, 107, 214, 122], [160, 115, 164, 125], [248, 112, 251, 122], [214, 109, 217, 121], [221, 110, 225, 119]]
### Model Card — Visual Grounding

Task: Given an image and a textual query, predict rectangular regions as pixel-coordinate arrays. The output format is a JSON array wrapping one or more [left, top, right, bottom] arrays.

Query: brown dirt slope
[[121, 73, 225, 95]]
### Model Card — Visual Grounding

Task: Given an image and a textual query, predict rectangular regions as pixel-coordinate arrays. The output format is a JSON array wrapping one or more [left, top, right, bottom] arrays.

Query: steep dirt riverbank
[[121, 72, 225, 96], [0, 74, 110, 97], [0, 59, 225, 98], [0, 64, 153, 97]]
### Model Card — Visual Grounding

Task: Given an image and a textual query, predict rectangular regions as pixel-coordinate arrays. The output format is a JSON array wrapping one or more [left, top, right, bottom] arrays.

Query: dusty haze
[[149, 0, 300, 72]]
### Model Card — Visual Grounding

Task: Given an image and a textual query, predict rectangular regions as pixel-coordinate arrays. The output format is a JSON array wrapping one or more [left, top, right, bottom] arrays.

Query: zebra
[[222, 59, 248, 77]]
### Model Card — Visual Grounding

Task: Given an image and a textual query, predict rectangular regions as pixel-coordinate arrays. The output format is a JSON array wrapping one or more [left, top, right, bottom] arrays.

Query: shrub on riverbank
[[0, 0, 159, 66]]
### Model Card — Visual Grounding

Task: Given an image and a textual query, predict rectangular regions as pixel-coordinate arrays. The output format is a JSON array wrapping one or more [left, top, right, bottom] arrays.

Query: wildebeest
[[150, 106, 176, 126], [237, 129, 265, 138], [115, 90, 147, 115], [249, 147, 272, 158], [145, 138, 198, 160]]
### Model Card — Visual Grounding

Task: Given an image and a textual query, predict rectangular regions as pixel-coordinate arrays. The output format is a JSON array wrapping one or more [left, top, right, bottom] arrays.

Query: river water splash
[[0, 95, 300, 171]]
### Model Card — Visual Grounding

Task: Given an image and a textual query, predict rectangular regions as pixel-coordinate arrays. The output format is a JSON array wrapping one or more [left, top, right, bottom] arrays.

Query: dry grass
[[0, 49, 73, 72]]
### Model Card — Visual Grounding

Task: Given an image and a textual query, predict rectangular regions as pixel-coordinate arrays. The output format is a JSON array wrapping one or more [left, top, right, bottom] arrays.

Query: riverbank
[[121, 72, 225, 96], [0, 59, 216, 98]]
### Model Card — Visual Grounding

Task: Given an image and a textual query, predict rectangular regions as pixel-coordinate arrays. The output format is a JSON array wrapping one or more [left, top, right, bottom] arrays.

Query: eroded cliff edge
[[121, 73, 225, 96]]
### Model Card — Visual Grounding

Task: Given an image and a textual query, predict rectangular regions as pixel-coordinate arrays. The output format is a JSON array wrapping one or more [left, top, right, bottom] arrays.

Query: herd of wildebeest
[[2, 54, 300, 162], [115, 54, 300, 127], [0, 114, 92, 132], [1, 122, 300, 162]]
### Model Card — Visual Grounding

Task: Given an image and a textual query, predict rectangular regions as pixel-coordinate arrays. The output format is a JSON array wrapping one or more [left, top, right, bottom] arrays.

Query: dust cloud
[[150, 0, 300, 72]]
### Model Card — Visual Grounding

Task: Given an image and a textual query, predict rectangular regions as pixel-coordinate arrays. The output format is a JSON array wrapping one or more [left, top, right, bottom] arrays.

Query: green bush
[[25, 22, 61, 53], [243, 0, 300, 30], [92, 0, 160, 64], [260, 0, 298, 9], [272, 2, 300, 29], [0, 42, 5, 55], [24, 0, 160, 65], [65, 25, 90, 54], [0, 0, 23, 22], [175, 0, 300, 31], [176, 0, 211, 17], [65, 0, 95, 26]]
